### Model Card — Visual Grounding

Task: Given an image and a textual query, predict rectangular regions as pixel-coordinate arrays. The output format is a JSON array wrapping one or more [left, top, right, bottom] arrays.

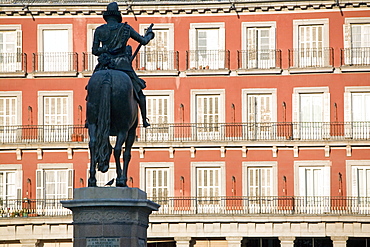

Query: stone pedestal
[[61, 187, 160, 247]]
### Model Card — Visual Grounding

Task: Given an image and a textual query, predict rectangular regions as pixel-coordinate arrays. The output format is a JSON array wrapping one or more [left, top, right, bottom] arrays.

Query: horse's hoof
[[88, 178, 97, 187], [116, 179, 127, 187]]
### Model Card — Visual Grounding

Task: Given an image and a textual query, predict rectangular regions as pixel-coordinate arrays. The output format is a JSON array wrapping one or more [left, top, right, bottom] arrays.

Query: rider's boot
[[138, 93, 150, 128]]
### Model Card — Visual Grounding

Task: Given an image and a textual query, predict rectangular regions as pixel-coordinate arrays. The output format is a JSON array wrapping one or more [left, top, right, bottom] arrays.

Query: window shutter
[[16, 170, 22, 200], [323, 92, 330, 138], [322, 167, 330, 197], [16, 30, 22, 65], [247, 28, 257, 68], [352, 166, 359, 197], [67, 169, 74, 199], [292, 93, 300, 139], [189, 28, 197, 51], [298, 167, 306, 196], [36, 169, 44, 200], [343, 24, 351, 64]]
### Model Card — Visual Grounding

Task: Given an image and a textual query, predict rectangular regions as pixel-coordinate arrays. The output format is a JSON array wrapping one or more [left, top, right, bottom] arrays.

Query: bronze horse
[[86, 69, 138, 187]]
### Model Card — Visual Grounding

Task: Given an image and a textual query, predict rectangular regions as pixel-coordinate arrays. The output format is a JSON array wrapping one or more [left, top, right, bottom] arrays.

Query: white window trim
[[87, 23, 102, 51], [189, 22, 225, 51], [140, 162, 174, 197], [242, 161, 278, 196], [37, 163, 73, 170], [191, 162, 226, 197], [0, 25, 21, 31], [143, 90, 174, 123], [241, 88, 277, 123], [37, 91, 73, 125], [190, 89, 225, 123], [293, 19, 329, 50], [294, 160, 331, 196], [139, 23, 174, 51], [0, 91, 22, 125], [344, 86, 370, 122], [292, 87, 330, 123], [241, 21, 276, 51], [0, 164, 23, 200], [37, 24, 73, 53], [346, 160, 370, 196]]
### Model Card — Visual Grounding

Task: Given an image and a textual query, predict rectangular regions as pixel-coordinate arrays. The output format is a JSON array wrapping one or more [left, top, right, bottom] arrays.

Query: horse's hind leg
[[88, 124, 97, 187], [114, 132, 127, 187], [121, 126, 137, 187]]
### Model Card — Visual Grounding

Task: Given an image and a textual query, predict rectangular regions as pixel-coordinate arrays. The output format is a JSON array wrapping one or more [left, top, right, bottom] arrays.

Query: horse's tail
[[95, 71, 112, 173]]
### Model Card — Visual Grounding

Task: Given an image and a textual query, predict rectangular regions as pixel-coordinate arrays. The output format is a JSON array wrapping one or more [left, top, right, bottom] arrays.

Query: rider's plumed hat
[[103, 2, 122, 23]]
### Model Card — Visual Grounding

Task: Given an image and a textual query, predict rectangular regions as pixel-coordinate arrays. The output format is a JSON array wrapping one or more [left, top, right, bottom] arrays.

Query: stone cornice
[[0, 0, 370, 17]]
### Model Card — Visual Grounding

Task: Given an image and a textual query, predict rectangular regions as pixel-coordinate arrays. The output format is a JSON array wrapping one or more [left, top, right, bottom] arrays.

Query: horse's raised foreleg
[[114, 132, 126, 187], [88, 124, 97, 187]]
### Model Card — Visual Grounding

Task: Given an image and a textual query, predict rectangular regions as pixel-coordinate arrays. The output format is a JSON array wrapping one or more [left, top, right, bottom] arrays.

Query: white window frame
[[139, 23, 174, 52], [242, 88, 277, 123], [189, 23, 225, 51], [0, 25, 22, 73], [292, 87, 330, 139], [241, 22, 276, 69], [191, 162, 226, 198], [293, 19, 329, 68], [86, 24, 101, 72], [346, 160, 370, 196], [0, 164, 22, 200], [139, 162, 174, 198], [343, 18, 370, 66], [37, 24, 73, 54], [242, 161, 278, 197], [0, 91, 22, 125], [191, 89, 225, 123], [344, 86, 370, 139], [37, 91, 73, 125]]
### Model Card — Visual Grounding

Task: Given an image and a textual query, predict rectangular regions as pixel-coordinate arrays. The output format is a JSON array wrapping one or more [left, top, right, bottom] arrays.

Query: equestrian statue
[[85, 2, 154, 187]]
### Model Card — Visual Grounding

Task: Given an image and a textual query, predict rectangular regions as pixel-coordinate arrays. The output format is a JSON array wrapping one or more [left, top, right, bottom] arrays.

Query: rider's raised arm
[[129, 26, 154, 46]]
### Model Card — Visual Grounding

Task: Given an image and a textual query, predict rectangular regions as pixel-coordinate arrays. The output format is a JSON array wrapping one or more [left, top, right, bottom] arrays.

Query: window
[[243, 162, 277, 213], [141, 91, 174, 141], [38, 24, 73, 72], [36, 164, 73, 215], [192, 90, 225, 140], [292, 87, 330, 139], [191, 162, 225, 213], [85, 24, 101, 72], [0, 165, 22, 212], [242, 89, 277, 140], [241, 22, 276, 69], [0, 25, 22, 73], [344, 87, 370, 139], [140, 162, 174, 207], [293, 19, 329, 68], [346, 160, 370, 211], [0, 91, 21, 143], [343, 18, 370, 66], [139, 24, 174, 70], [38, 91, 73, 142], [294, 161, 331, 213], [189, 23, 225, 69], [94, 163, 116, 187]]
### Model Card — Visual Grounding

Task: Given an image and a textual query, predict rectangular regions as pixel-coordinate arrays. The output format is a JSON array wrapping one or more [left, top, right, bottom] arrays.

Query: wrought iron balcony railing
[[0, 53, 27, 73], [32, 52, 78, 73], [341, 47, 370, 66], [0, 122, 369, 144], [82, 52, 98, 72], [186, 50, 230, 70], [289, 47, 334, 68], [134, 50, 179, 71], [237, 49, 282, 70], [1, 196, 370, 218]]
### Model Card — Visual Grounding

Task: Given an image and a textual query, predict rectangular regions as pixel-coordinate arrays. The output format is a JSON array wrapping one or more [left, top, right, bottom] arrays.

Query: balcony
[[32, 52, 78, 76], [82, 52, 98, 76], [0, 122, 369, 145], [237, 49, 282, 74], [134, 51, 179, 76], [0, 52, 27, 77], [288, 47, 334, 73], [1, 196, 370, 218], [185, 50, 230, 75], [341, 47, 370, 72]]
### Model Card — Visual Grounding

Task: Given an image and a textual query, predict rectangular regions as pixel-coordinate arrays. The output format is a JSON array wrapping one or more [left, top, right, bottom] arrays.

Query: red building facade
[[0, 0, 370, 246]]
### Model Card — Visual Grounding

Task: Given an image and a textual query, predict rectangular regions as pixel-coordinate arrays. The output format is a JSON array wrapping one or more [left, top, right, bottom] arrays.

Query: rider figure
[[92, 2, 154, 127]]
